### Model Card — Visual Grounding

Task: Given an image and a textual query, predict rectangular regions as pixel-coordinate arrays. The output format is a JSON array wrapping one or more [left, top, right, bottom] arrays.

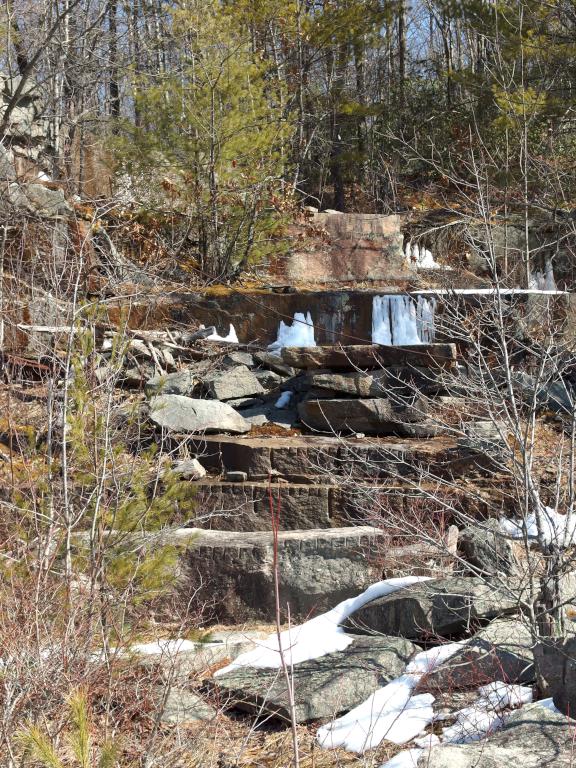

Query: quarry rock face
[[280, 212, 405, 284]]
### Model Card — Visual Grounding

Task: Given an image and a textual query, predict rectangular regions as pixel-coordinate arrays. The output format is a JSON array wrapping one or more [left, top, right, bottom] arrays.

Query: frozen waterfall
[[269, 311, 316, 352], [372, 295, 436, 346]]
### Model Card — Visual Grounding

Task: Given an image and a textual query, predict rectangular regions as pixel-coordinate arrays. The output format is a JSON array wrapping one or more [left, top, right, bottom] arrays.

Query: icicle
[[269, 311, 316, 352], [372, 296, 435, 346]]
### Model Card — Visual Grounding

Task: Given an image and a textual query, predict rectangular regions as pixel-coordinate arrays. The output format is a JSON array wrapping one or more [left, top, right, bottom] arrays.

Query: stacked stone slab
[[142, 340, 506, 623]]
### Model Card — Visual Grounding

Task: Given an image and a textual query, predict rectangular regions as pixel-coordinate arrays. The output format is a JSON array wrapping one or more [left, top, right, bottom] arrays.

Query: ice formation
[[372, 295, 436, 345], [404, 242, 445, 270], [500, 507, 576, 546], [205, 324, 239, 343], [214, 576, 431, 675], [268, 311, 316, 352], [529, 260, 557, 291]]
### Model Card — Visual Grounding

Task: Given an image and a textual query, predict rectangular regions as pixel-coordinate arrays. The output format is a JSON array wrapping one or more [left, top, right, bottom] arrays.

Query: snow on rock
[[317, 643, 464, 753], [268, 311, 316, 352], [500, 507, 576, 546], [125, 638, 199, 656], [440, 682, 532, 744], [205, 324, 239, 343], [372, 295, 436, 346], [214, 576, 431, 676], [529, 260, 557, 291], [275, 391, 292, 409], [380, 749, 424, 768], [317, 677, 435, 752], [404, 242, 448, 270]]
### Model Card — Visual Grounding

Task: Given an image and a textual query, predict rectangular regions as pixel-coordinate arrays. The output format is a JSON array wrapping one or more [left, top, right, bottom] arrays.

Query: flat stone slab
[[282, 343, 457, 371], [306, 366, 447, 397], [169, 526, 383, 624], [158, 688, 216, 724], [298, 397, 429, 435], [194, 434, 484, 482], [212, 634, 416, 722], [347, 576, 519, 639]]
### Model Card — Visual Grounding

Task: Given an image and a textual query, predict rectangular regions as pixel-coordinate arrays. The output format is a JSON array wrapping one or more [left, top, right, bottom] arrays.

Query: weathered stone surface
[[282, 343, 458, 371], [306, 368, 439, 398], [238, 403, 298, 429], [212, 634, 415, 722], [172, 526, 383, 623], [203, 365, 265, 401], [21, 183, 71, 216], [425, 618, 534, 690], [253, 369, 285, 389], [281, 212, 405, 284], [150, 395, 251, 434], [146, 369, 197, 397], [195, 434, 486, 482], [253, 351, 296, 377], [193, 480, 335, 530], [172, 458, 207, 480], [423, 704, 576, 767], [460, 519, 519, 576], [347, 577, 519, 639], [534, 635, 576, 717], [298, 397, 429, 435], [158, 688, 216, 724], [222, 351, 254, 367]]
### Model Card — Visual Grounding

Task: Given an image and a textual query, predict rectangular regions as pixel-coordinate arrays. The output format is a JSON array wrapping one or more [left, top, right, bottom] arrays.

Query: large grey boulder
[[422, 703, 576, 767], [347, 577, 519, 639], [158, 688, 216, 724], [425, 618, 535, 689], [212, 634, 416, 722], [513, 371, 573, 416], [534, 635, 576, 717], [203, 365, 265, 401], [460, 519, 519, 576], [149, 395, 251, 434], [298, 397, 427, 435]]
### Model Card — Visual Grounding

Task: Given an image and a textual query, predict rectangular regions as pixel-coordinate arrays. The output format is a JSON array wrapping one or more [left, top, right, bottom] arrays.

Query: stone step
[[191, 479, 500, 531], [168, 526, 383, 624], [190, 434, 487, 482], [165, 525, 460, 624], [282, 343, 458, 371]]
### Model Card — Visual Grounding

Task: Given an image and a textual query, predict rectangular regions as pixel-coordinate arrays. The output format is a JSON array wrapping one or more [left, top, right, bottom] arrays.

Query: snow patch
[[205, 324, 239, 343], [529, 260, 557, 291], [317, 643, 464, 753], [372, 295, 436, 346], [268, 311, 316, 352], [500, 507, 576, 546], [214, 576, 431, 676], [275, 391, 292, 409]]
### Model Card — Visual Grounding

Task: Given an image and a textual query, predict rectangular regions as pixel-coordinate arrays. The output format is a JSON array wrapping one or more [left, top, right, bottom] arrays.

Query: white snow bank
[[317, 676, 435, 752], [214, 576, 431, 676], [372, 295, 436, 346], [275, 391, 292, 409], [500, 507, 576, 546], [268, 311, 316, 352], [205, 324, 239, 343], [317, 643, 464, 753], [529, 260, 557, 292]]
